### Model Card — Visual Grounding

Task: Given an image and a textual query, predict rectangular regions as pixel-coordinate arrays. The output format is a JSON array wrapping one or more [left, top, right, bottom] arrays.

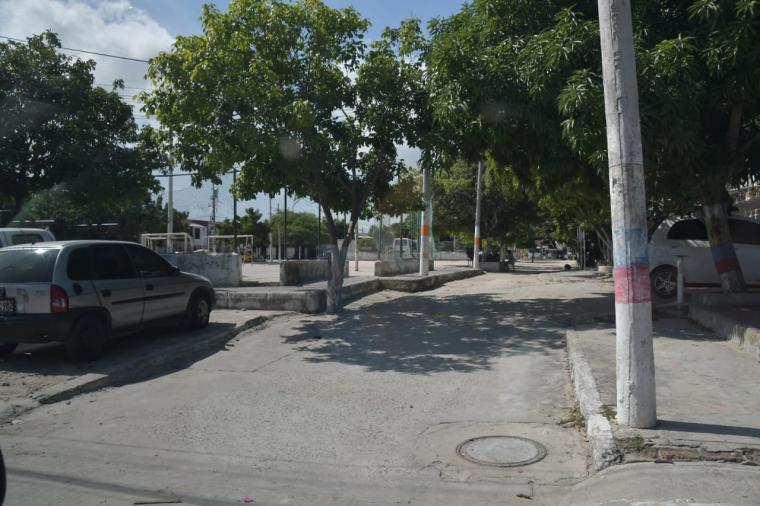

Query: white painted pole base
[[615, 301, 657, 427]]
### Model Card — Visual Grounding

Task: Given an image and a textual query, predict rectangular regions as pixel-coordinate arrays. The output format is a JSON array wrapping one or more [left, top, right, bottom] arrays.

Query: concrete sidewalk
[[567, 317, 760, 471]]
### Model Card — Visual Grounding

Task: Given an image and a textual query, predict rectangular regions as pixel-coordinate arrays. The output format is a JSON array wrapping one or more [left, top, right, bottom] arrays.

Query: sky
[[0, 0, 465, 228]]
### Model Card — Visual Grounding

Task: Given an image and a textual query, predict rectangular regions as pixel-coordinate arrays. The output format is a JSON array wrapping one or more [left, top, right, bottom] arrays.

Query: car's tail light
[[51, 285, 69, 314]]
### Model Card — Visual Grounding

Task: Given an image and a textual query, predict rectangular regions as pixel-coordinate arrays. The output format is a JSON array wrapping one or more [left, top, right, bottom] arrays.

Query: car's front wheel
[[65, 317, 107, 361], [651, 266, 678, 298], [186, 293, 211, 330]]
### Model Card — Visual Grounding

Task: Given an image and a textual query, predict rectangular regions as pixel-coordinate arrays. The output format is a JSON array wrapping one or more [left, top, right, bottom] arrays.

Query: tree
[[15, 189, 187, 242], [143, 0, 420, 311], [266, 210, 328, 248], [427, 0, 760, 291], [433, 158, 546, 254], [217, 208, 271, 246], [0, 32, 160, 221]]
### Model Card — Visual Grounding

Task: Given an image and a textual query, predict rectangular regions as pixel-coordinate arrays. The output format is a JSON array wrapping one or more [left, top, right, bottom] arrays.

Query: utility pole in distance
[[597, 0, 656, 428], [472, 159, 483, 270], [419, 165, 431, 276]]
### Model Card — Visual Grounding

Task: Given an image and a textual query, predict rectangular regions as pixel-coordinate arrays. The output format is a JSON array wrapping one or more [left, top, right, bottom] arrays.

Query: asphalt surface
[[1, 263, 757, 505]]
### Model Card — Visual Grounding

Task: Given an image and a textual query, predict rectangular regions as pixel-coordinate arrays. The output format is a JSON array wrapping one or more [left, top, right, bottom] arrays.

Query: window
[[0, 248, 59, 283], [667, 220, 708, 241], [729, 219, 760, 245], [193, 228, 201, 240], [66, 248, 90, 280], [91, 244, 136, 280], [126, 245, 172, 278], [11, 233, 44, 245]]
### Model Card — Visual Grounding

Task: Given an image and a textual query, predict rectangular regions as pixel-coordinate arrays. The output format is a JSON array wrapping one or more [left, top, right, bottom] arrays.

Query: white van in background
[[0, 228, 56, 248]]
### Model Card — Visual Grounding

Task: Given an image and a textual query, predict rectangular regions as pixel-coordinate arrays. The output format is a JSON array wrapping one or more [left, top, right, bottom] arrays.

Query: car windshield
[[0, 248, 59, 283]]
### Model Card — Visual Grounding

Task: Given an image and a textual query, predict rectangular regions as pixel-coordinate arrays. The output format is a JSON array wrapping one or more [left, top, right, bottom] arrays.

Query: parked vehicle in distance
[[648, 216, 760, 297], [0, 228, 55, 248], [0, 240, 215, 361]]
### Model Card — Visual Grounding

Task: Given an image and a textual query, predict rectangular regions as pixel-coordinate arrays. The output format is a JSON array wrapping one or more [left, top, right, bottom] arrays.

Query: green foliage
[[432, 159, 546, 248], [15, 190, 187, 242], [267, 210, 329, 247], [0, 32, 161, 218], [216, 208, 271, 246]]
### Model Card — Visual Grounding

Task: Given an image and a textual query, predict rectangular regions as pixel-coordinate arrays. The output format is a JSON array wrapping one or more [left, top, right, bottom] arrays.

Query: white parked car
[[0, 228, 55, 248], [648, 216, 760, 297]]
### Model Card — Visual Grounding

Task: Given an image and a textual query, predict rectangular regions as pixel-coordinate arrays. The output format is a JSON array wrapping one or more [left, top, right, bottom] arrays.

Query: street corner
[[412, 421, 589, 485]]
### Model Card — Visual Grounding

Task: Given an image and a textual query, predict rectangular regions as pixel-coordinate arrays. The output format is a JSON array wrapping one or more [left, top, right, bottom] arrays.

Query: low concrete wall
[[434, 251, 468, 261], [280, 259, 348, 286], [162, 252, 242, 288], [375, 258, 434, 277]]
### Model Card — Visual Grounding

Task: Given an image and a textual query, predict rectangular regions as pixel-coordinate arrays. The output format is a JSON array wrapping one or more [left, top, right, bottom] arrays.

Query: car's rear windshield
[[0, 248, 60, 283]]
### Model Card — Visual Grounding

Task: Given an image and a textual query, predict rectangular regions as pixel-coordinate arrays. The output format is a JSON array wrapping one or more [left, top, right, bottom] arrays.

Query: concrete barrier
[[280, 259, 349, 286], [375, 258, 434, 277], [162, 252, 242, 288]]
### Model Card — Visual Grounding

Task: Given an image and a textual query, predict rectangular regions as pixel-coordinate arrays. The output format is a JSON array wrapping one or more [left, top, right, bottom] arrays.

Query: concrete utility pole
[[167, 167, 174, 253], [232, 168, 238, 247], [473, 160, 484, 270], [317, 203, 321, 260], [269, 197, 273, 262], [419, 166, 431, 276], [283, 188, 288, 261], [597, 0, 656, 428]]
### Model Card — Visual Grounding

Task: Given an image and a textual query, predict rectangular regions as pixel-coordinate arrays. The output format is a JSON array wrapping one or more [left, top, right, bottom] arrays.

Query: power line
[[0, 34, 151, 63]]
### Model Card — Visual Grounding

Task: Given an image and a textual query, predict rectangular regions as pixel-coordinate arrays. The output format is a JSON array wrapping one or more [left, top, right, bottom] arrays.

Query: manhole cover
[[456, 436, 547, 467]]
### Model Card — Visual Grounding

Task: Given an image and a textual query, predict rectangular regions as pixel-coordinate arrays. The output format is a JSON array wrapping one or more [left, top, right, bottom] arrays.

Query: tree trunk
[[703, 203, 746, 292], [326, 242, 344, 314]]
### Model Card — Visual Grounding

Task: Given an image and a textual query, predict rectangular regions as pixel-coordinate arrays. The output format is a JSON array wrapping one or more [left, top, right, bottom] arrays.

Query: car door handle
[[146, 284, 154, 291], [101, 289, 111, 297]]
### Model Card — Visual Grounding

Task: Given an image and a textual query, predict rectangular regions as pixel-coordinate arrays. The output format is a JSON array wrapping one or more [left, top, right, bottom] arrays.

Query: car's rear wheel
[[65, 317, 107, 361], [186, 293, 211, 330], [651, 266, 678, 298], [0, 344, 16, 358]]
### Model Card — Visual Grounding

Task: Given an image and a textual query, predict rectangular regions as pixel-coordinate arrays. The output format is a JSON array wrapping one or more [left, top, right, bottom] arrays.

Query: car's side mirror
[[170, 265, 181, 276]]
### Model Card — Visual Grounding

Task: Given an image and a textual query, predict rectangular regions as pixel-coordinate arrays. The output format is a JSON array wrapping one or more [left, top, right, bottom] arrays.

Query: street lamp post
[[597, 0, 656, 428]]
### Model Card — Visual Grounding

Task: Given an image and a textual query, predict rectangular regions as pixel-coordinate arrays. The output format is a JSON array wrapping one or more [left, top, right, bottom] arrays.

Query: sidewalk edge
[[566, 328, 622, 472]]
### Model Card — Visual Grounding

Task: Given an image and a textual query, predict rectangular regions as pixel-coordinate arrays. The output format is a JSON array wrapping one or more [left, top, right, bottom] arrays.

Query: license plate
[[0, 298, 16, 314]]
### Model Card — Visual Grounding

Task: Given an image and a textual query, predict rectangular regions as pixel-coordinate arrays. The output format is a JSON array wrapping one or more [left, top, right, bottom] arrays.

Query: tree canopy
[[0, 32, 161, 222], [143, 0, 424, 311]]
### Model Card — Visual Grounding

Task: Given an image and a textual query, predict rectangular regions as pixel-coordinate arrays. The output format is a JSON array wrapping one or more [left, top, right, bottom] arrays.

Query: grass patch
[[599, 404, 617, 421]]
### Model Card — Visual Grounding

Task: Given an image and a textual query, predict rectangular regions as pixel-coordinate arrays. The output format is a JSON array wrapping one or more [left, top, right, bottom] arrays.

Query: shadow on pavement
[[0, 322, 237, 385], [285, 290, 615, 375], [656, 420, 760, 439]]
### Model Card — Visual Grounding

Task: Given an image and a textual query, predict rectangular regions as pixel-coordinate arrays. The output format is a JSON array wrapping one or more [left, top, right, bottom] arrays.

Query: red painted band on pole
[[614, 265, 652, 304], [420, 224, 430, 236]]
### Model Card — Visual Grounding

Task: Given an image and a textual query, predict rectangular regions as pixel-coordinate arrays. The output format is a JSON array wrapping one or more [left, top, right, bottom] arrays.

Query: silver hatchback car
[[0, 240, 215, 361]]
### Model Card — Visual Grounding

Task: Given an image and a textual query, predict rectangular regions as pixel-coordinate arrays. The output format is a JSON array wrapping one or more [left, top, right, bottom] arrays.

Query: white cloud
[[0, 0, 173, 121]]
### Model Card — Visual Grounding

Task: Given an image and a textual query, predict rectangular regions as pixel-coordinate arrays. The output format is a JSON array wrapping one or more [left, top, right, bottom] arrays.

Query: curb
[[688, 303, 760, 361], [565, 328, 622, 472], [0, 313, 287, 423]]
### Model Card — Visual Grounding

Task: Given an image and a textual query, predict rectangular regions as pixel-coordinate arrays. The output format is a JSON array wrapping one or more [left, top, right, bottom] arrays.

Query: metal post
[[317, 203, 321, 259], [676, 256, 685, 305], [598, 0, 656, 428], [419, 166, 431, 276], [283, 188, 288, 261], [269, 197, 273, 262], [354, 224, 359, 272], [473, 160, 484, 270]]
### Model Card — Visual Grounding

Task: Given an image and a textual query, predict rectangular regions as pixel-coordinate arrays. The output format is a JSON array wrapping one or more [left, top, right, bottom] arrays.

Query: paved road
[[5, 264, 754, 505]]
